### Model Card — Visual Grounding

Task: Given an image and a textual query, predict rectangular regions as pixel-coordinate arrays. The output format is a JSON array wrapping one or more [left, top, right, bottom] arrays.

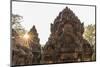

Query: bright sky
[[12, 1, 95, 45]]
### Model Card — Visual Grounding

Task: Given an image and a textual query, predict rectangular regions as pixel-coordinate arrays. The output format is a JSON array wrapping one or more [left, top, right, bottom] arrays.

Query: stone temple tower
[[42, 7, 93, 64]]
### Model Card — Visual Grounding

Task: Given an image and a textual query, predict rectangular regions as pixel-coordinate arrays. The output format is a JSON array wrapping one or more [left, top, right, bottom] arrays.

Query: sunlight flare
[[23, 33, 30, 40]]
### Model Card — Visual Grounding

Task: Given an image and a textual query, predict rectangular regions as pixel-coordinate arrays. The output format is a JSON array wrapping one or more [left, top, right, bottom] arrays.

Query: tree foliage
[[12, 14, 25, 35], [83, 24, 96, 60], [83, 24, 95, 46]]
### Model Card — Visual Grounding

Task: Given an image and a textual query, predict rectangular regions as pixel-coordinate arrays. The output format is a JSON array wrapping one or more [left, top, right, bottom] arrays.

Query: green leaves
[[83, 24, 96, 61], [83, 24, 95, 46]]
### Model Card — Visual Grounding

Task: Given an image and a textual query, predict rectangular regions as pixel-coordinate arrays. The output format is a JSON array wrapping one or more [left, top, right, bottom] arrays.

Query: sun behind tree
[[23, 33, 30, 40]]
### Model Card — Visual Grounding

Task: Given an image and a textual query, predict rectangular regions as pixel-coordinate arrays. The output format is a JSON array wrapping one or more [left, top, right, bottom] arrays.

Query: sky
[[12, 1, 95, 45]]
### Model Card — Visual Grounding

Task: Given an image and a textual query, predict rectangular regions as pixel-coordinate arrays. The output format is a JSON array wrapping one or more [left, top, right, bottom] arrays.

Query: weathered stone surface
[[12, 25, 41, 66], [28, 25, 41, 64], [43, 6, 93, 63]]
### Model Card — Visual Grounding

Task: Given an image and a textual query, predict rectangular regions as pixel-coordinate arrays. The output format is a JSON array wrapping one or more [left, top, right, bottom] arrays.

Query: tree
[[83, 24, 96, 60], [12, 14, 26, 35], [83, 24, 95, 46]]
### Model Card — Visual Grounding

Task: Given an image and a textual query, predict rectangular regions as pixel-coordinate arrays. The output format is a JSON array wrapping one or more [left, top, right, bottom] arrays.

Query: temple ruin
[[12, 26, 41, 65], [42, 7, 93, 63], [12, 6, 93, 66]]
